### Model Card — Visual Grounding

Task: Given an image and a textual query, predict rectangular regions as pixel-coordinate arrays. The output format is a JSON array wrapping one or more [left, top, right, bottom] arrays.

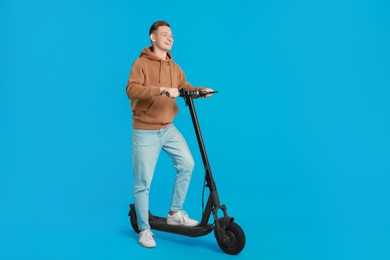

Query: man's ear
[[150, 34, 156, 42]]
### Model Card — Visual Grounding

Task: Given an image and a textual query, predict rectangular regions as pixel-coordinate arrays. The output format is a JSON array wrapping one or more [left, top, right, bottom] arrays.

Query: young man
[[126, 21, 213, 248]]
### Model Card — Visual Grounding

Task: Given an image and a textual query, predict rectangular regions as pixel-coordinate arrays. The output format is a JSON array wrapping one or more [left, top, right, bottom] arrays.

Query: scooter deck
[[148, 214, 214, 237]]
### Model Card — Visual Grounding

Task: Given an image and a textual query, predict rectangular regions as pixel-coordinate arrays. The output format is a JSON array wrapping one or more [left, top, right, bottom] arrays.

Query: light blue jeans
[[132, 124, 195, 231]]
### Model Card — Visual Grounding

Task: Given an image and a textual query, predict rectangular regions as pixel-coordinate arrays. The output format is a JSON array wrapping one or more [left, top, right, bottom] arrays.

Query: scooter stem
[[181, 89, 217, 191]]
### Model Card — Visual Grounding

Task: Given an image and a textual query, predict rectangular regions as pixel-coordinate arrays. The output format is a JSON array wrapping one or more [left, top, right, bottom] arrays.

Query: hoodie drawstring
[[169, 62, 173, 87], [140, 47, 174, 87], [159, 59, 173, 87], [158, 60, 162, 84]]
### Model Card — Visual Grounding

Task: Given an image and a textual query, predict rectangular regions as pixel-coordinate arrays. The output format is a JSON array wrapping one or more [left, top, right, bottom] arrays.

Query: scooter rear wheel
[[129, 204, 140, 233], [215, 222, 246, 255]]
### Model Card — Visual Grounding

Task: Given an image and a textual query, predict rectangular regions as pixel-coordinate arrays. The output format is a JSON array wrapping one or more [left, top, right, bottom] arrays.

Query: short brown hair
[[149, 20, 170, 36]]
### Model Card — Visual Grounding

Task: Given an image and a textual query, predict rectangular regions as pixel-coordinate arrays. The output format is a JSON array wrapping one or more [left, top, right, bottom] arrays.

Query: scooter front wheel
[[215, 221, 246, 255]]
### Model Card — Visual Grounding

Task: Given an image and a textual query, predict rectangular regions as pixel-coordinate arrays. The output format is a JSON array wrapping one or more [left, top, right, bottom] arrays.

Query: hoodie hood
[[140, 46, 172, 62]]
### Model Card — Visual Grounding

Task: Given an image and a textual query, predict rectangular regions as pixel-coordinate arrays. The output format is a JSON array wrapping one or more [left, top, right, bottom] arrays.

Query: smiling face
[[150, 25, 174, 52]]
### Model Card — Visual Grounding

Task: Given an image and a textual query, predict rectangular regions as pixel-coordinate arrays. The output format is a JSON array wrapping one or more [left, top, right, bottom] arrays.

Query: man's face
[[151, 26, 174, 52]]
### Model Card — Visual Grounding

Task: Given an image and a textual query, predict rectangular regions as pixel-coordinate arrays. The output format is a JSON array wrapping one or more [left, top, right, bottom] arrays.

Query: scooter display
[[128, 88, 246, 255]]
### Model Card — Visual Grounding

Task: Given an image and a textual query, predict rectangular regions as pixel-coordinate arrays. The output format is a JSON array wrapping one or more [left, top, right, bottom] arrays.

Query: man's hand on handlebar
[[160, 87, 179, 98], [162, 87, 216, 98], [198, 87, 214, 98]]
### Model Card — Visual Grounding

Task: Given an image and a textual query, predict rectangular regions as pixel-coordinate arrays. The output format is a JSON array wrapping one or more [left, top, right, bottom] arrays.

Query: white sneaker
[[166, 210, 199, 227], [138, 229, 156, 248]]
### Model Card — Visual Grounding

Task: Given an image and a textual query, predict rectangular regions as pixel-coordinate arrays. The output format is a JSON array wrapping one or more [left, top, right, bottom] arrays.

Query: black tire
[[129, 204, 140, 233], [215, 222, 246, 255]]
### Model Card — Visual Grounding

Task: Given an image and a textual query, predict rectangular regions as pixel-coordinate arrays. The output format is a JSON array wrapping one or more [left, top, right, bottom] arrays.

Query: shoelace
[[177, 210, 190, 224], [140, 230, 154, 241]]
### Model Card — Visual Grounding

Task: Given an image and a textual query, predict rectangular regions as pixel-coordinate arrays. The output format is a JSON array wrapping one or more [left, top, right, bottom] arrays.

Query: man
[[126, 20, 213, 248]]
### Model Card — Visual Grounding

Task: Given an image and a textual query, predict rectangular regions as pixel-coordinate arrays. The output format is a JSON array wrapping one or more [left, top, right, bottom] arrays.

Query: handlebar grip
[[199, 90, 219, 97]]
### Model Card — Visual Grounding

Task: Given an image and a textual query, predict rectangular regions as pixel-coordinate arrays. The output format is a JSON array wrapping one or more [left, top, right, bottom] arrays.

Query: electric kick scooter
[[129, 88, 246, 255]]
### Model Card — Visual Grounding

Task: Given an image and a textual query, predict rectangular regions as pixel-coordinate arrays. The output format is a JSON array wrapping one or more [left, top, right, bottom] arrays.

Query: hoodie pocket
[[133, 98, 154, 119], [142, 96, 178, 124]]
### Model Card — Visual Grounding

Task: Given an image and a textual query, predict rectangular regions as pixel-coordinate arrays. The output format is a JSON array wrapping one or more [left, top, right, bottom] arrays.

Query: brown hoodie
[[126, 47, 197, 130]]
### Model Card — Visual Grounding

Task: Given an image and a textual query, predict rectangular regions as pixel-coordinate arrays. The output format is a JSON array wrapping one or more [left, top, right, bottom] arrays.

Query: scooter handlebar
[[179, 88, 218, 98]]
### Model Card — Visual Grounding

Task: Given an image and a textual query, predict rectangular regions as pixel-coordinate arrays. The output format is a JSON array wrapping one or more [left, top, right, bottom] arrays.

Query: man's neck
[[152, 47, 167, 60]]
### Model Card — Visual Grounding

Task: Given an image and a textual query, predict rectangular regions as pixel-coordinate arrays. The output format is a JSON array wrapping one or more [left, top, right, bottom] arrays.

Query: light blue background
[[1, 0, 389, 259]]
